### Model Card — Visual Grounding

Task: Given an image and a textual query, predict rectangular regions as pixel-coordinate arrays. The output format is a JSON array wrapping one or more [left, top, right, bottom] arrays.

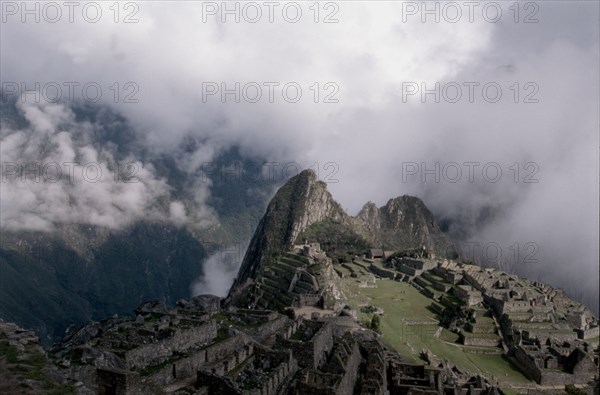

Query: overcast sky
[[1, 1, 598, 310]]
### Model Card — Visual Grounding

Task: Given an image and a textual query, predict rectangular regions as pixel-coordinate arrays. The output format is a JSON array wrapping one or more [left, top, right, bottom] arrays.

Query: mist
[[1, 1, 598, 312], [191, 244, 247, 298]]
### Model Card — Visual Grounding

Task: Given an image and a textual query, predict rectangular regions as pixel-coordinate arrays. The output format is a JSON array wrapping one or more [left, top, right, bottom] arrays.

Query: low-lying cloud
[[191, 244, 247, 297], [1, 1, 598, 311], [0, 100, 217, 231]]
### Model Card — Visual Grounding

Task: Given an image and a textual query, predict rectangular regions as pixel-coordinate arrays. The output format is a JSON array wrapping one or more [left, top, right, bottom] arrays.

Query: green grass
[[440, 328, 460, 343], [340, 275, 531, 385], [335, 265, 352, 277]]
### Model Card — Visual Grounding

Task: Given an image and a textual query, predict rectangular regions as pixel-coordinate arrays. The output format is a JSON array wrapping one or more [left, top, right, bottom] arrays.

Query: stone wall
[[511, 345, 541, 381], [465, 323, 496, 334], [359, 341, 386, 395], [172, 321, 219, 352], [205, 334, 251, 364], [172, 349, 208, 379], [97, 368, 140, 395], [503, 300, 534, 314], [125, 320, 218, 369], [310, 322, 334, 370], [436, 268, 463, 284], [297, 371, 339, 394], [247, 316, 290, 343], [539, 370, 593, 386], [484, 295, 506, 316], [368, 264, 397, 280], [453, 285, 483, 306], [295, 334, 362, 395], [250, 350, 298, 395], [397, 264, 418, 277], [195, 370, 239, 395], [522, 329, 577, 343], [277, 321, 333, 369], [462, 334, 500, 347], [136, 340, 254, 390], [293, 294, 323, 308], [125, 342, 173, 370], [422, 272, 451, 292], [511, 346, 596, 385], [578, 325, 599, 340], [336, 340, 361, 395], [388, 363, 441, 395]]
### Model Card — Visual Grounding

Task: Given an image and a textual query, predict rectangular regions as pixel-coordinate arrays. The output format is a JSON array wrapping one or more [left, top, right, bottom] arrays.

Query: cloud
[[191, 244, 246, 297], [0, 100, 216, 231], [1, 1, 598, 311]]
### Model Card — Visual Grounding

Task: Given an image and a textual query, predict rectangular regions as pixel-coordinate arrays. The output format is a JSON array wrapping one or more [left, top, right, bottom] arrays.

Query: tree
[[283, 307, 296, 319], [370, 314, 381, 333]]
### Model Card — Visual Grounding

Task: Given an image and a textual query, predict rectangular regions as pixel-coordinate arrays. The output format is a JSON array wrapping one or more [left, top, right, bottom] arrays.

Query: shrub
[[370, 314, 381, 333], [283, 307, 296, 319], [565, 384, 587, 395]]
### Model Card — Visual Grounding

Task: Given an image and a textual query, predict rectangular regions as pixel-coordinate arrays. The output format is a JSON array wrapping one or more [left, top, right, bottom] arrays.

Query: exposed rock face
[[229, 170, 345, 296], [229, 169, 456, 303], [353, 196, 457, 257], [0, 321, 71, 394]]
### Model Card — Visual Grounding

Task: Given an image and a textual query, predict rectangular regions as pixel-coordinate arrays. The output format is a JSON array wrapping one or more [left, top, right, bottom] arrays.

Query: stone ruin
[[433, 261, 599, 386], [47, 291, 512, 395], [386, 344, 502, 395], [50, 295, 297, 394], [511, 337, 598, 386], [358, 256, 599, 388], [245, 243, 346, 314], [36, 245, 598, 394]]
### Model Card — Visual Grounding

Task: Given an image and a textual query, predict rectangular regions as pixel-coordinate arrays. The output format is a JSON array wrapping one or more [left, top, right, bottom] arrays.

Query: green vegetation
[[565, 384, 588, 395], [440, 328, 460, 343], [0, 223, 211, 345], [140, 354, 180, 377], [361, 305, 379, 314], [370, 314, 381, 333], [290, 329, 308, 341], [307, 263, 324, 274], [340, 273, 531, 385], [0, 145, 279, 345], [0, 333, 75, 394], [297, 218, 370, 262], [283, 307, 296, 319]]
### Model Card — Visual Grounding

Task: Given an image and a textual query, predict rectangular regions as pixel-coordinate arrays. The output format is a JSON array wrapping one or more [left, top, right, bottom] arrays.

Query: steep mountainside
[[0, 99, 277, 344], [228, 169, 456, 303], [230, 170, 347, 294], [0, 224, 207, 344], [353, 197, 457, 257]]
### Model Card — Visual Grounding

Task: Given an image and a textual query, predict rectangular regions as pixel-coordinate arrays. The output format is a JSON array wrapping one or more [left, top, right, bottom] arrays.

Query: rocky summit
[[1, 170, 598, 395], [229, 170, 456, 306]]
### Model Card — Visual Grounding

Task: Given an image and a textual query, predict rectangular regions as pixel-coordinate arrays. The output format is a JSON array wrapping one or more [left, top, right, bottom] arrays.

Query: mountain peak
[[228, 170, 344, 301], [228, 173, 457, 306], [296, 168, 318, 181]]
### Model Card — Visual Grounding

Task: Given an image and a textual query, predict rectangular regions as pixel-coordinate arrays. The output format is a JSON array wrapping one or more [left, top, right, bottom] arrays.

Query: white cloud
[[1, 1, 598, 310], [0, 100, 216, 231], [191, 244, 246, 297]]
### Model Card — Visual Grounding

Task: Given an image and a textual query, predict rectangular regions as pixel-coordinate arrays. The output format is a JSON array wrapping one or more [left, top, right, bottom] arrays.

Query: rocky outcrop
[[229, 170, 456, 303], [229, 170, 346, 298], [0, 321, 72, 394], [353, 196, 457, 257]]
